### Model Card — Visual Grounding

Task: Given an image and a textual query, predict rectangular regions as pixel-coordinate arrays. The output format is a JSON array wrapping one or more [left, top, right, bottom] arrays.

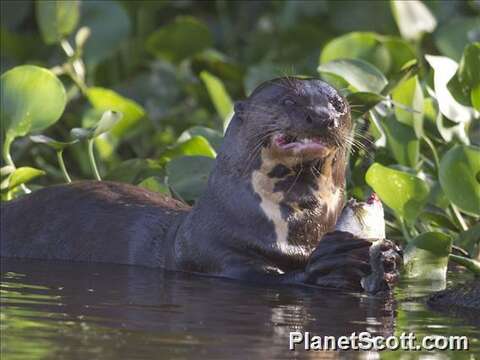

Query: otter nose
[[306, 107, 338, 129]]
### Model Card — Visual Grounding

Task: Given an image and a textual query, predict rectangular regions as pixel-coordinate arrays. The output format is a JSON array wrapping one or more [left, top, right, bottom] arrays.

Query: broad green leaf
[[404, 232, 452, 281], [346, 92, 384, 118], [36, 0, 79, 44], [162, 136, 216, 162], [392, 75, 424, 137], [434, 16, 480, 61], [447, 43, 480, 109], [383, 116, 419, 167], [146, 16, 213, 63], [390, 0, 436, 41], [138, 177, 170, 195], [1, 65, 66, 157], [166, 156, 215, 202], [199, 71, 233, 130], [105, 159, 164, 184], [380, 59, 418, 96], [320, 32, 391, 74], [425, 55, 477, 123], [30, 135, 77, 151], [86, 87, 145, 137], [381, 37, 416, 74], [1, 167, 45, 192], [79, 1, 130, 67], [178, 126, 224, 151], [318, 59, 388, 94], [439, 145, 480, 216], [366, 163, 429, 223]]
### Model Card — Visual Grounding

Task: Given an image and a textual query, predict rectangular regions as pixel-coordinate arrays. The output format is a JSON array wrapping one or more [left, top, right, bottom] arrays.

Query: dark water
[[1, 258, 478, 360]]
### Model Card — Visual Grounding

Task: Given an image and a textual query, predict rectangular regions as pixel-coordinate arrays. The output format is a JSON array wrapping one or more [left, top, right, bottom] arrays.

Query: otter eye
[[330, 95, 344, 113], [283, 98, 296, 106]]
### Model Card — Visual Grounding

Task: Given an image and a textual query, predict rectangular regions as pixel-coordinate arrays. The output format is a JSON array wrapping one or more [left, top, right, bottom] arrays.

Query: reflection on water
[[0, 258, 478, 359]]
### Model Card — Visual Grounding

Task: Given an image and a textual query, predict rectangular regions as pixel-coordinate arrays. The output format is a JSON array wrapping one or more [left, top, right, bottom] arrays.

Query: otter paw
[[304, 231, 373, 291], [379, 239, 403, 288]]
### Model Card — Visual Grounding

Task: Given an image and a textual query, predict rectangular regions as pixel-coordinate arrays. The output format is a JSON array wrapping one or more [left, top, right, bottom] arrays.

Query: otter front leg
[[305, 231, 402, 292]]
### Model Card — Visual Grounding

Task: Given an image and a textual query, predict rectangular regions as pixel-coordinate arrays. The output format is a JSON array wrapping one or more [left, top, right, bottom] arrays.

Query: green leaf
[[318, 59, 388, 94], [166, 156, 215, 203], [30, 135, 77, 151], [380, 59, 419, 96], [86, 87, 145, 137], [346, 92, 384, 118], [146, 16, 213, 63], [404, 232, 452, 281], [439, 145, 480, 216], [383, 116, 419, 167], [1, 65, 66, 158], [365, 163, 429, 223], [199, 71, 233, 130], [1, 167, 45, 192], [472, 85, 480, 111], [320, 32, 391, 74], [178, 126, 224, 151], [79, 0, 130, 67], [381, 37, 416, 74], [434, 16, 480, 61], [105, 159, 164, 184], [425, 55, 477, 123], [392, 75, 424, 137], [447, 43, 480, 109], [35, 0, 79, 44], [162, 136, 217, 161], [138, 177, 170, 195], [390, 0, 436, 41]]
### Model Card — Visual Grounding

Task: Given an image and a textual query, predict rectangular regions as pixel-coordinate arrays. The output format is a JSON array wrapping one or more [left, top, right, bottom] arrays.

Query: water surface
[[1, 258, 478, 359]]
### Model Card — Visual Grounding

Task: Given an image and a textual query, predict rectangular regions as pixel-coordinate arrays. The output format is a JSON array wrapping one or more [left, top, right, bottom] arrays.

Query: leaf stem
[[450, 254, 480, 276], [87, 139, 101, 181], [400, 218, 412, 242], [56, 150, 72, 183], [2, 137, 31, 194], [422, 135, 440, 172], [451, 204, 468, 232]]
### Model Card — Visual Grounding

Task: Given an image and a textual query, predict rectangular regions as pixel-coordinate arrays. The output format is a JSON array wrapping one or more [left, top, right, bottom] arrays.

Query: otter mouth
[[272, 133, 330, 157]]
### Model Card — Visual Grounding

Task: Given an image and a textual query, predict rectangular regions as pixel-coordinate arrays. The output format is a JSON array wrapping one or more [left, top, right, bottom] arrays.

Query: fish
[[335, 193, 397, 294]]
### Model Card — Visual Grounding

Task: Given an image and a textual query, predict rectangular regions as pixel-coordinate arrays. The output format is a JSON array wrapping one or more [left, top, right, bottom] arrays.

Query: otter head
[[217, 78, 353, 252], [232, 77, 352, 172]]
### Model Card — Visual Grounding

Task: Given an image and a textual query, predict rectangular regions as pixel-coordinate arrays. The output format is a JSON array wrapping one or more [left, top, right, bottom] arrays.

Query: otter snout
[[305, 106, 339, 130]]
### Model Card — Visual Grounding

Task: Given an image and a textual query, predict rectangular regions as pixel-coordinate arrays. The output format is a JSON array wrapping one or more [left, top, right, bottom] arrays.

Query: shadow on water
[[1, 258, 478, 359]]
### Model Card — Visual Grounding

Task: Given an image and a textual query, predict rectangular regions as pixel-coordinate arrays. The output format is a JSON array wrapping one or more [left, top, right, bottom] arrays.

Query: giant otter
[[0, 78, 401, 291]]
